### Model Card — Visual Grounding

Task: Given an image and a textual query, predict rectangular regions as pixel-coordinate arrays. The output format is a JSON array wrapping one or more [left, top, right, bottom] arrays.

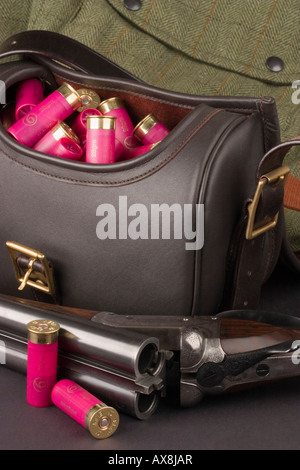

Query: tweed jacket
[[0, 0, 299, 250]]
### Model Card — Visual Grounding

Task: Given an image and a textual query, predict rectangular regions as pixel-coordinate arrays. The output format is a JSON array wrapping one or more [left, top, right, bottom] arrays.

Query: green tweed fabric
[[0, 0, 299, 250]]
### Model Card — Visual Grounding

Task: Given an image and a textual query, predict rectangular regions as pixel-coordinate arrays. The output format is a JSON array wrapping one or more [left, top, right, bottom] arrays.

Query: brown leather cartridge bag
[[0, 31, 293, 317]]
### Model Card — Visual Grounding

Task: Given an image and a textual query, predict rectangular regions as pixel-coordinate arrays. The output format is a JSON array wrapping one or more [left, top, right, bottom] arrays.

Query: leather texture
[[0, 30, 143, 81], [0, 31, 288, 316]]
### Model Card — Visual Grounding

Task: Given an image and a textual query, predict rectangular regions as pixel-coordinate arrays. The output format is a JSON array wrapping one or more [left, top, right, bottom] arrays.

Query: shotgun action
[[1, 294, 300, 412]]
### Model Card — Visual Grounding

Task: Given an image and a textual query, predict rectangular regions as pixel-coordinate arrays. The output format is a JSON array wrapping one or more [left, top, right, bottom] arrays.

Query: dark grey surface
[[1, 263, 300, 451]]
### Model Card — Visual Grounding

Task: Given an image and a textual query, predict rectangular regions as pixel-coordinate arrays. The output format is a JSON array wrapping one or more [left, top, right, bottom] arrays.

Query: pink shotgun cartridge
[[122, 142, 159, 160], [85, 115, 116, 164], [98, 97, 140, 159], [72, 107, 102, 147], [15, 78, 44, 121], [26, 319, 60, 408], [7, 83, 82, 147], [133, 113, 170, 145], [76, 88, 101, 113], [33, 121, 83, 160], [51, 379, 120, 439]]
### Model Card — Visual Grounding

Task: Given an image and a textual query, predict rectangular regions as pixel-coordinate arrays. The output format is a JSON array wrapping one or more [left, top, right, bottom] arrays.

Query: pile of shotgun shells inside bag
[[1, 79, 170, 164]]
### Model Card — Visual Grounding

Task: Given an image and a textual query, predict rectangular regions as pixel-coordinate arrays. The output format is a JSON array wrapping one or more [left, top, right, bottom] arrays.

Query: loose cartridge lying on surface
[[0, 295, 166, 420], [51, 379, 119, 439]]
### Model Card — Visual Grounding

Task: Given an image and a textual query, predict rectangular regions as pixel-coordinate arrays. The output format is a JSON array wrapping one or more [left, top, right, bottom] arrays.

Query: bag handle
[[0, 30, 142, 81]]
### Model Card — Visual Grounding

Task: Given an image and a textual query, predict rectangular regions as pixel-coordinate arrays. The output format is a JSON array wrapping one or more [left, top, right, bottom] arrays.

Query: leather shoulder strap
[[226, 139, 294, 310], [0, 30, 142, 81], [261, 137, 300, 273], [260, 137, 300, 213], [285, 174, 300, 211]]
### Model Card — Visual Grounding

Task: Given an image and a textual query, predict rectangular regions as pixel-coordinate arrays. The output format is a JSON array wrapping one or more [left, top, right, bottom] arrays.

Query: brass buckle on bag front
[[6, 241, 56, 295], [246, 166, 290, 240]]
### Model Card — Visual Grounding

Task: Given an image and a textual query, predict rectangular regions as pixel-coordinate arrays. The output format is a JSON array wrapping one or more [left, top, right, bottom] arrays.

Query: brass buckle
[[246, 166, 290, 240], [6, 241, 56, 295]]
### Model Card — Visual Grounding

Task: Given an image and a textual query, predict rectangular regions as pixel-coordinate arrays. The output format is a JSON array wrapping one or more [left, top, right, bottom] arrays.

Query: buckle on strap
[[6, 241, 56, 295], [246, 166, 290, 240]]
